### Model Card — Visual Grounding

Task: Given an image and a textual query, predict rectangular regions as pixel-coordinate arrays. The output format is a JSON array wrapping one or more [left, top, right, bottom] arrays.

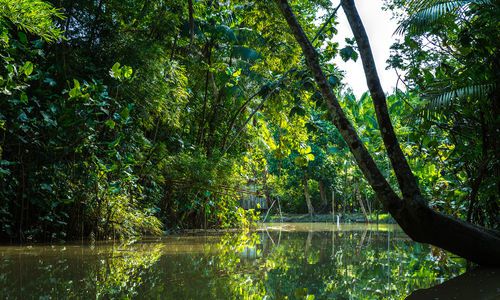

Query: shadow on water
[[0, 223, 497, 299], [406, 267, 499, 299]]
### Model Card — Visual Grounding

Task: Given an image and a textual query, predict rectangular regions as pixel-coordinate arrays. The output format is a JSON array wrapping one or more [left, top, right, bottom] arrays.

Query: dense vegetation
[[0, 0, 498, 249]]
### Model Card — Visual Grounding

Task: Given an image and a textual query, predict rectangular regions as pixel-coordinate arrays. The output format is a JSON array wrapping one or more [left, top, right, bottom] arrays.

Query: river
[[1, 223, 497, 299]]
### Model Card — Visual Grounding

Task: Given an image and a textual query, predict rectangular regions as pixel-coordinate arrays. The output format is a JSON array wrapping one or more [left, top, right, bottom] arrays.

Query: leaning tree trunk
[[275, 0, 500, 266]]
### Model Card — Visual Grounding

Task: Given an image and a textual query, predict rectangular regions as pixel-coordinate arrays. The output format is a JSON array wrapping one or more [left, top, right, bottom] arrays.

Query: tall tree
[[274, 0, 500, 266], [387, 0, 499, 227]]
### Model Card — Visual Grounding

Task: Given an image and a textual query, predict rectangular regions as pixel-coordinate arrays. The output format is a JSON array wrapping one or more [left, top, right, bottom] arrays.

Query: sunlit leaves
[[110, 62, 133, 81], [21, 61, 33, 76], [68, 79, 81, 98], [0, 0, 63, 42]]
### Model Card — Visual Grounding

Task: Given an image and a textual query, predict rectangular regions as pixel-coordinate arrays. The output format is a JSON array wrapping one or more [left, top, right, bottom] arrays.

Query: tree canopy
[[0, 0, 498, 265]]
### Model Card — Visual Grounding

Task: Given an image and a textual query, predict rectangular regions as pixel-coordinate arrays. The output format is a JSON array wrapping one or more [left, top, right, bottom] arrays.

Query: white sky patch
[[333, 0, 400, 98]]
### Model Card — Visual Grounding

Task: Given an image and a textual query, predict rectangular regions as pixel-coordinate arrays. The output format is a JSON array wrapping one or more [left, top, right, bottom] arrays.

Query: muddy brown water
[[1, 223, 498, 299]]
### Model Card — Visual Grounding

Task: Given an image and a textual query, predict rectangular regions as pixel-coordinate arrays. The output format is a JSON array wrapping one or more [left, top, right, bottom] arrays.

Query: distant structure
[[239, 194, 268, 210], [239, 180, 269, 210]]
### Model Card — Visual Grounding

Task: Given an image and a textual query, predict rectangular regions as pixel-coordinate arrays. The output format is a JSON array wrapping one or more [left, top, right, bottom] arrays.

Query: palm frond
[[406, 0, 492, 12], [396, 0, 494, 35], [419, 83, 495, 120], [426, 83, 495, 109]]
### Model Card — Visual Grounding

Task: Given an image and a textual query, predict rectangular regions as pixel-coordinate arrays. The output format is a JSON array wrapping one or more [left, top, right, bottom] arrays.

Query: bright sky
[[333, 0, 400, 98]]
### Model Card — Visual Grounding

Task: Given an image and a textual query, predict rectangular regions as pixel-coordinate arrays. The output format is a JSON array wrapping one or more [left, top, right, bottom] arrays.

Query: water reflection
[[0, 223, 470, 299]]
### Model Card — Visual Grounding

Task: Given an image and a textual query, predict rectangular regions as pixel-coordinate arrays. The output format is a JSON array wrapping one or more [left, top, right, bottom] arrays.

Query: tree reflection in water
[[0, 224, 467, 299]]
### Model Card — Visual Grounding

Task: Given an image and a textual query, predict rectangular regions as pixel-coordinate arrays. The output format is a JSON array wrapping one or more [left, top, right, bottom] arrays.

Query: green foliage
[[397, 0, 495, 34], [0, 0, 63, 41], [0, 1, 164, 240], [388, 0, 499, 227], [0, 0, 497, 241], [339, 38, 359, 62], [426, 83, 495, 109], [109, 62, 133, 81]]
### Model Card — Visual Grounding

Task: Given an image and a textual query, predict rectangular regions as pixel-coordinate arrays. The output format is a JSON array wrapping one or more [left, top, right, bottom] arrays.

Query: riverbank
[[263, 213, 396, 224]]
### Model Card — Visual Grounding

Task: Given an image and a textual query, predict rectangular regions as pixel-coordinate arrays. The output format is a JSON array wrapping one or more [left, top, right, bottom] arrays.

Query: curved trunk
[[341, 0, 421, 202], [275, 0, 500, 266]]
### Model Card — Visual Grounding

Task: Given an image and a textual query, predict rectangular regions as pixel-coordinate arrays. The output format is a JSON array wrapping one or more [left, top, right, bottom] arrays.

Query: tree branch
[[274, 0, 402, 212], [341, 0, 422, 203], [274, 0, 500, 266]]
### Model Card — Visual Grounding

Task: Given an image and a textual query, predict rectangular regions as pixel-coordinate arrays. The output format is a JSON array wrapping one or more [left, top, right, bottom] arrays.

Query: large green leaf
[[232, 46, 261, 61]]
